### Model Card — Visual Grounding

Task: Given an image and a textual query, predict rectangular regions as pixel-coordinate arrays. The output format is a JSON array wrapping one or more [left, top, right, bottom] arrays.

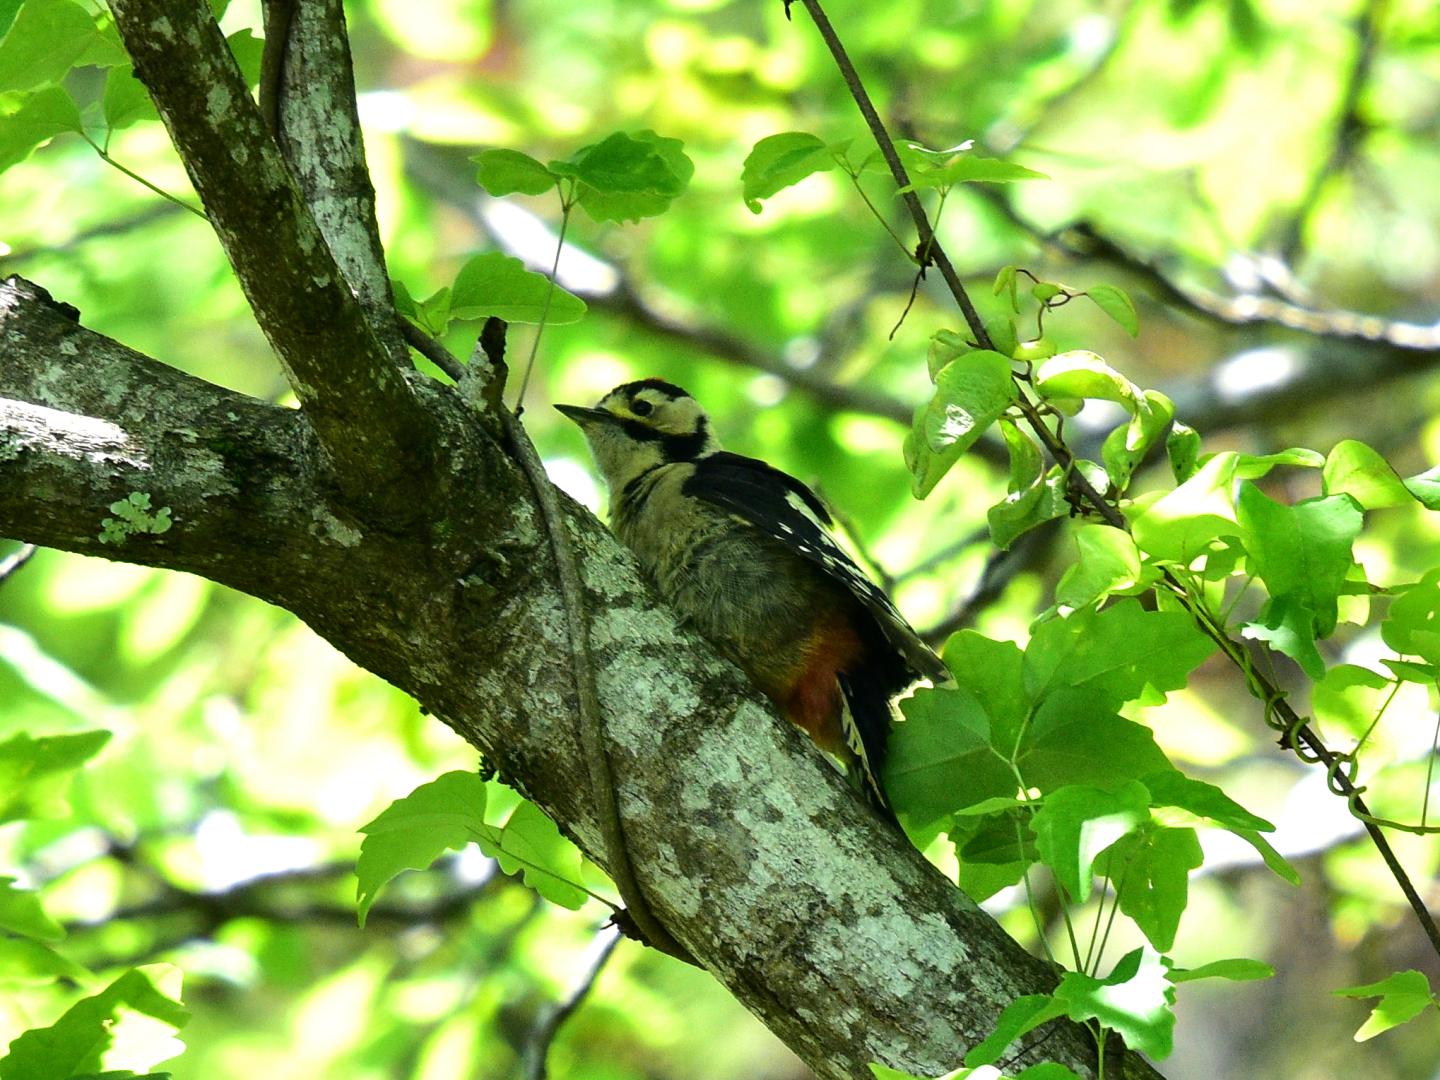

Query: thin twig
[[797, 0, 994, 351], [80, 134, 208, 220], [522, 924, 622, 1080], [0, 544, 37, 587]]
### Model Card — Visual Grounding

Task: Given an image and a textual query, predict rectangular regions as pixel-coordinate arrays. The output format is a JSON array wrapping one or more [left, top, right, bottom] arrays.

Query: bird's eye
[[631, 399, 654, 417]]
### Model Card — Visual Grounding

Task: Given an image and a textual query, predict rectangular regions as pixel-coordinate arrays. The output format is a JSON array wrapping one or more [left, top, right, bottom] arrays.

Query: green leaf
[[907, 351, 1016, 499], [572, 129, 693, 223], [1131, 451, 1244, 565], [1111, 825, 1203, 951], [1402, 463, 1440, 510], [102, 64, 157, 130], [1241, 596, 1326, 681], [0, 965, 189, 1080], [1322, 440, 1413, 509], [1381, 658, 1438, 683], [1034, 351, 1142, 411], [1311, 663, 1392, 742], [391, 278, 418, 320], [993, 265, 1019, 312], [1167, 421, 1201, 484], [1140, 770, 1274, 833], [449, 250, 587, 325], [1102, 390, 1175, 494], [1232, 447, 1325, 479], [1231, 827, 1300, 885], [226, 28, 264, 89], [1054, 525, 1142, 610], [1053, 946, 1176, 1060], [1236, 485, 1363, 639], [0, 0, 97, 94], [958, 809, 1039, 865], [1023, 599, 1216, 710], [963, 993, 1067, 1067], [1015, 1067, 1083, 1080], [900, 155, 1049, 191], [1029, 782, 1151, 903], [1017, 690, 1174, 794], [940, 631, 1029, 757], [1087, 285, 1139, 337], [741, 131, 838, 213], [354, 770, 489, 927], [1382, 567, 1440, 664], [415, 286, 452, 336], [1169, 958, 1274, 983], [0, 937, 90, 984], [0, 85, 82, 174], [1334, 970, 1437, 1041], [924, 350, 1017, 453], [986, 420, 1067, 548], [478, 799, 588, 910], [0, 877, 63, 941], [0, 729, 110, 824], [473, 147, 559, 197], [886, 685, 1016, 832], [927, 329, 971, 381]]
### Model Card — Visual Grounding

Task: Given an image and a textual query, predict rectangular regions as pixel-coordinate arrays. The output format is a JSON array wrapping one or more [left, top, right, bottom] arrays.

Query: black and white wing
[[682, 451, 954, 687]]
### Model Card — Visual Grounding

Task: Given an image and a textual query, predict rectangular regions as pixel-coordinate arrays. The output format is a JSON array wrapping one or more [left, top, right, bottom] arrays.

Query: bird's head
[[556, 379, 721, 494]]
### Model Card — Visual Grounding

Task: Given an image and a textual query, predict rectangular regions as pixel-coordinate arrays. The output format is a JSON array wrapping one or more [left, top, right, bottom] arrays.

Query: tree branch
[[109, 0, 432, 521], [270, 0, 406, 361], [0, 273, 1160, 1080]]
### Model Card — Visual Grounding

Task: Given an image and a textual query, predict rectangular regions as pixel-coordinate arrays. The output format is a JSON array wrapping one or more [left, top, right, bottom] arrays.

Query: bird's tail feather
[[837, 672, 900, 828]]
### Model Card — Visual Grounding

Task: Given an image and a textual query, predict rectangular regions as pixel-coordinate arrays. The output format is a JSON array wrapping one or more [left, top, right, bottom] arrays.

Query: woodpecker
[[557, 379, 953, 821]]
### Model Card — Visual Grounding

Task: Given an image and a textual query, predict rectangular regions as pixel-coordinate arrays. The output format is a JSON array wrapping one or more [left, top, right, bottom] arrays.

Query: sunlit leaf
[[571, 129, 693, 223], [0, 877, 62, 941], [1319, 440, 1410, 509], [0, 937, 90, 985], [1167, 421, 1201, 484], [1231, 447, 1325, 479], [986, 420, 1067, 548], [1029, 781, 1150, 903], [355, 770, 490, 926], [1236, 484, 1362, 639], [1017, 690, 1173, 794], [449, 251, 587, 325], [473, 147, 559, 197], [479, 799, 589, 910], [0, 85, 82, 174], [0, 965, 189, 1079], [899, 155, 1048, 191], [1169, 958, 1274, 983], [1334, 970, 1437, 1041], [924, 350, 1017, 453], [1402, 464, 1440, 510], [1087, 285, 1139, 337], [0, 0, 97, 94], [0, 729, 111, 824], [1382, 567, 1440, 665], [1054, 525, 1142, 610], [1034, 351, 1141, 411], [741, 131, 837, 213], [1140, 770, 1273, 833], [1052, 946, 1175, 1059], [1023, 599, 1215, 709], [1131, 451, 1244, 565]]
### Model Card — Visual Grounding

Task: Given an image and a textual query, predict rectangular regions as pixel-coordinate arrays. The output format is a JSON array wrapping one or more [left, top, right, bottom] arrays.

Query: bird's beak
[[554, 403, 618, 427]]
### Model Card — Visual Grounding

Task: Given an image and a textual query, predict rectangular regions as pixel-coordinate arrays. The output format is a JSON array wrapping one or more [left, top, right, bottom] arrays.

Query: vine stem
[[796, 0, 993, 352], [397, 319, 697, 967], [514, 191, 573, 412], [796, 0, 1440, 962]]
